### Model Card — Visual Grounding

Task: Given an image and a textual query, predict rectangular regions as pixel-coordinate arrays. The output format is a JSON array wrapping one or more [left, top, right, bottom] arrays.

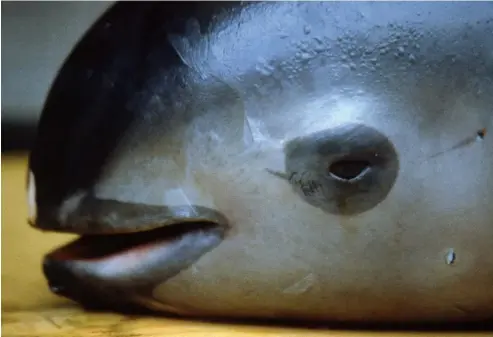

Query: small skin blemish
[[476, 128, 486, 141], [282, 273, 316, 295], [445, 248, 456, 265]]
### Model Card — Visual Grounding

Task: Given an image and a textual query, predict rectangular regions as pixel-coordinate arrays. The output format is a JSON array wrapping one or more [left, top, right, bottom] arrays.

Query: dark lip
[[29, 200, 231, 236], [45, 221, 226, 263]]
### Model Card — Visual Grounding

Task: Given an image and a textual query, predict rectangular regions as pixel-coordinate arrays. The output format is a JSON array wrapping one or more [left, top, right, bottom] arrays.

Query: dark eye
[[328, 159, 371, 181]]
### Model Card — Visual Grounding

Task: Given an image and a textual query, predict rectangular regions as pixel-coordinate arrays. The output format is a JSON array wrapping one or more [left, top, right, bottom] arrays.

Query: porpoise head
[[27, 1, 493, 324]]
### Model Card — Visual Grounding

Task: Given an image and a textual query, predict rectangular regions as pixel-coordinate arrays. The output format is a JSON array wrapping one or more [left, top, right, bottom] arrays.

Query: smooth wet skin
[[28, 1, 493, 324]]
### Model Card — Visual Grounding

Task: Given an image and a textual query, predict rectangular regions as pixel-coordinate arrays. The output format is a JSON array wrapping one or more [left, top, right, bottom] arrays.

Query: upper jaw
[[28, 190, 230, 236]]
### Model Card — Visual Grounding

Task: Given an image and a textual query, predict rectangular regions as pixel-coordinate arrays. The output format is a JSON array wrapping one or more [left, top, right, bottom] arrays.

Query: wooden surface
[[2, 153, 491, 337]]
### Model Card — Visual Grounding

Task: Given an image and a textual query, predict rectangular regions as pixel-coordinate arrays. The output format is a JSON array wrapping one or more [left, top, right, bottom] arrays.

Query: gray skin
[[28, 1, 493, 324]]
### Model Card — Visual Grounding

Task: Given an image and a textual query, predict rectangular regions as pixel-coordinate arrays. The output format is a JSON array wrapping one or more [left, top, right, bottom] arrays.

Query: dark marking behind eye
[[288, 172, 323, 197]]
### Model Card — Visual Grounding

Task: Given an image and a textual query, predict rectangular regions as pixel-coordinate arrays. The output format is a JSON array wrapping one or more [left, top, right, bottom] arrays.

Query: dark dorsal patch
[[282, 123, 399, 216], [28, 1, 241, 217]]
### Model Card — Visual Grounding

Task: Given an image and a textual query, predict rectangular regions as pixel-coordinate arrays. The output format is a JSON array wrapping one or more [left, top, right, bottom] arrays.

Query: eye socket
[[328, 159, 371, 181], [284, 123, 399, 215]]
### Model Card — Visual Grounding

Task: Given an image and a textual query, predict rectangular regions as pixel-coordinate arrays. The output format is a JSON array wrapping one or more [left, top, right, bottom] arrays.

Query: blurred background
[[2, 1, 113, 153], [2, 2, 115, 314]]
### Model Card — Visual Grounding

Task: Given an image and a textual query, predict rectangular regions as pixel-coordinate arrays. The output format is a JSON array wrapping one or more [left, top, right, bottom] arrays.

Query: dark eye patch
[[283, 123, 399, 216]]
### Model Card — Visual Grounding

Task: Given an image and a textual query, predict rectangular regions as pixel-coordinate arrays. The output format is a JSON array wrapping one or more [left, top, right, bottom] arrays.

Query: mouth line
[[47, 221, 225, 263]]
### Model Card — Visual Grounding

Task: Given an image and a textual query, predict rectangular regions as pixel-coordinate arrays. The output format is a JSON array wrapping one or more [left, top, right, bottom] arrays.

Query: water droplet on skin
[[256, 58, 275, 76], [304, 25, 311, 35], [300, 52, 312, 60], [50, 285, 65, 295], [445, 248, 456, 265], [379, 47, 389, 55]]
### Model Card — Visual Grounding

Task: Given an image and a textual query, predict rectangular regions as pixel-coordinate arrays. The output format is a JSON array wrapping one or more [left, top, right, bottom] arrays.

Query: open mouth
[[47, 221, 225, 262], [41, 221, 226, 310]]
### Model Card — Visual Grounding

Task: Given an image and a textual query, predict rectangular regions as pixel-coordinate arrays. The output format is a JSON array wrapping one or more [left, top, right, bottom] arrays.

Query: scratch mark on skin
[[428, 129, 487, 160], [243, 115, 255, 147], [42, 315, 62, 329], [282, 273, 316, 295], [428, 136, 477, 159], [453, 304, 473, 316]]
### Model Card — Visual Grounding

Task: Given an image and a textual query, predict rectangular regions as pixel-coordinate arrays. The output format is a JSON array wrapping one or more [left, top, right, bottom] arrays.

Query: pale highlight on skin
[[26, 171, 37, 223]]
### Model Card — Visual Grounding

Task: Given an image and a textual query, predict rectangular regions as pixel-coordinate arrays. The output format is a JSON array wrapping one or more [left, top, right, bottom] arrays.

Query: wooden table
[[2, 153, 491, 336]]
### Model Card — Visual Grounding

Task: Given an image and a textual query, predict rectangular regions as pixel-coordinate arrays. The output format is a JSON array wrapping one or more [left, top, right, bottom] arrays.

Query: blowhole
[[328, 159, 371, 182]]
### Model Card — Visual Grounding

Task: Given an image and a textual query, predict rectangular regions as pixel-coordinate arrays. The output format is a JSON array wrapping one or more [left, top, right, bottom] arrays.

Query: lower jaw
[[41, 221, 226, 313]]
